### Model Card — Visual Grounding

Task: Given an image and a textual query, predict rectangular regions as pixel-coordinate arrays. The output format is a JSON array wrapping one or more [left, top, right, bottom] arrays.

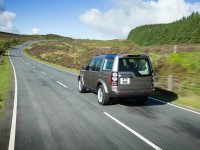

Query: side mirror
[[82, 65, 89, 71]]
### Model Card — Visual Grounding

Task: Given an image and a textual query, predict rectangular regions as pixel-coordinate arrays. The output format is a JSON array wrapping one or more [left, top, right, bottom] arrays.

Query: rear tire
[[78, 78, 86, 93], [97, 85, 110, 105]]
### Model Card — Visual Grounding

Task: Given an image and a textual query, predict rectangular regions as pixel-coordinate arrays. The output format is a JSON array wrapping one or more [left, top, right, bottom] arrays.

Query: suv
[[78, 54, 154, 105]]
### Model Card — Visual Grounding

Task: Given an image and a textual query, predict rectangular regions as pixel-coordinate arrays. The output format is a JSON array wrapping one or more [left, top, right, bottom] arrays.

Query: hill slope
[[128, 12, 200, 46], [0, 32, 72, 41]]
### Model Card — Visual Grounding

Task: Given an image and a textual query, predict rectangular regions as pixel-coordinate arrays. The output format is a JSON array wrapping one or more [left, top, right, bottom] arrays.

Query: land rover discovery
[[78, 54, 154, 105]]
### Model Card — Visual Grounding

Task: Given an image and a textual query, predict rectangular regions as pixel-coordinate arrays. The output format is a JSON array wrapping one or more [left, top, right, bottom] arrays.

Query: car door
[[84, 58, 96, 87], [90, 58, 102, 90]]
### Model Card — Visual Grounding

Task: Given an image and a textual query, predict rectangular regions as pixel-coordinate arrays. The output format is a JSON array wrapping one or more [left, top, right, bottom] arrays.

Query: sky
[[0, 0, 200, 40]]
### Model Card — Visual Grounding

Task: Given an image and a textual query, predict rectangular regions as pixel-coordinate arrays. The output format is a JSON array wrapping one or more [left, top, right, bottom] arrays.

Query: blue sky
[[1, 0, 200, 40]]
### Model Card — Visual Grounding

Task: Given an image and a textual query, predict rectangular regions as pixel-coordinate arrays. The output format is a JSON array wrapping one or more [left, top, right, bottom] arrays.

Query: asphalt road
[[1, 42, 200, 150]]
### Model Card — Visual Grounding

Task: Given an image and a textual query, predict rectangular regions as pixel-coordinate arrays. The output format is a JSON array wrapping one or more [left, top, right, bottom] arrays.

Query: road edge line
[[103, 112, 162, 150], [8, 51, 18, 150], [149, 97, 200, 115], [21, 42, 200, 115]]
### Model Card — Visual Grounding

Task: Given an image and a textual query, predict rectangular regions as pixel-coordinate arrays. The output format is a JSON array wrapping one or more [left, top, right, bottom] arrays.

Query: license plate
[[120, 78, 130, 84]]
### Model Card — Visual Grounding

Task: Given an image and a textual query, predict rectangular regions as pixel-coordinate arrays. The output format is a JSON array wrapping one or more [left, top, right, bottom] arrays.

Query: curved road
[[2, 42, 200, 149]]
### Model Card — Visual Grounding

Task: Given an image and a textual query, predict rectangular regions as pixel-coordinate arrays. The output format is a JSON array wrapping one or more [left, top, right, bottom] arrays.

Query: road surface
[[1, 42, 200, 150]]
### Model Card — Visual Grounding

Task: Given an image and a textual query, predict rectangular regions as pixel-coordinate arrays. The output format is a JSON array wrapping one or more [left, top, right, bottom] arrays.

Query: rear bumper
[[109, 88, 155, 97]]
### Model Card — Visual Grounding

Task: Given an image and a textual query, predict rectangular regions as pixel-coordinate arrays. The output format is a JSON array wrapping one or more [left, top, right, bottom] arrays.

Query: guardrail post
[[168, 75, 173, 91]]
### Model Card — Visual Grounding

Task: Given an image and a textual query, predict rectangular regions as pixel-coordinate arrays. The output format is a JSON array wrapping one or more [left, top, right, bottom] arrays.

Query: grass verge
[[0, 53, 11, 114], [24, 44, 200, 112], [151, 88, 200, 112]]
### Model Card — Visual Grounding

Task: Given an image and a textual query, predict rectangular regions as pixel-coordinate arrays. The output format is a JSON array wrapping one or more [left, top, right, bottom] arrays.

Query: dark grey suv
[[78, 54, 154, 105]]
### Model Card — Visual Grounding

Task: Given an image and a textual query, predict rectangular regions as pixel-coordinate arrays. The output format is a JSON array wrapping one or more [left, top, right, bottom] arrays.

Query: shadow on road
[[151, 87, 179, 102], [109, 88, 178, 107], [82, 87, 178, 107], [109, 97, 166, 107]]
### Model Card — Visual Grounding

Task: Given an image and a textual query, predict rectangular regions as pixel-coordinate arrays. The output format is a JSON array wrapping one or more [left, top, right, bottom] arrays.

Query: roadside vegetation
[[128, 12, 200, 45], [25, 40, 200, 111], [1, 17, 200, 112], [0, 40, 13, 114]]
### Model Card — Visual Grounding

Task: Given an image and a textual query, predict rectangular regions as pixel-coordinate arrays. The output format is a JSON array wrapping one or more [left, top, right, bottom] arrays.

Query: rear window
[[118, 58, 151, 76]]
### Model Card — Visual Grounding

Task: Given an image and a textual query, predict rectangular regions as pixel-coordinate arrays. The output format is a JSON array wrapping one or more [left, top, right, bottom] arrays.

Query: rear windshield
[[118, 58, 151, 76]]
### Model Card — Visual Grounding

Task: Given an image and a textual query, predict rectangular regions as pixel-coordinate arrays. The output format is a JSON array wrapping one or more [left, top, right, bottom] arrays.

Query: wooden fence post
[[168, 75, 173, 91]]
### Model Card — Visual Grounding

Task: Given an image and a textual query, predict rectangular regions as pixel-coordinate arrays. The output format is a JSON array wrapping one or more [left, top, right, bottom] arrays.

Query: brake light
[[110, 72, 118, 86]]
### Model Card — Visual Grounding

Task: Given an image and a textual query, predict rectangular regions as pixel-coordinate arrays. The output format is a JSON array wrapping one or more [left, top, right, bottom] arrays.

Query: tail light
[[110, 72, 118, 86]]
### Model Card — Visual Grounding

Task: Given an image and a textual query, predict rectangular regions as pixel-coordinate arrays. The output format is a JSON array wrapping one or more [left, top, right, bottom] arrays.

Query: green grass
[[167, 51, 200, 73], [24, 41, 200, 112], [151, 88, 200, 111], [172, 96, 200, 111], [0, 53, 11, 114]]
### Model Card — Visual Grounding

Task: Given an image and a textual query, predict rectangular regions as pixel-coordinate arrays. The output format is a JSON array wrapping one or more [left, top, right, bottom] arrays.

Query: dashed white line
[[56, 81, 68, 89], [32, 66, 36, 69], [103, 112, 162, 150], [41, 71, 46, 75], [27, 63, 29, 65], [20, 42, 200, 116], [8, 51, 18, 150]]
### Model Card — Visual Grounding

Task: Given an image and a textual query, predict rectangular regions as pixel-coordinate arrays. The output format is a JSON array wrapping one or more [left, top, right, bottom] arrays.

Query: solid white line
[[103, 112, 162, 150], [41, 71, 46, 75], [8, 51, 18, 150], [56, 81, 68, 89], [150, 97, 200, 115], [21, 42, 200, 115]]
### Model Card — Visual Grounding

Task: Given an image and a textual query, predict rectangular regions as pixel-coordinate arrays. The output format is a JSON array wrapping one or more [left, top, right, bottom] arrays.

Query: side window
[[88, 58, 96, 71], [102, 58, 113, 71], [93, 58, 102, 71]]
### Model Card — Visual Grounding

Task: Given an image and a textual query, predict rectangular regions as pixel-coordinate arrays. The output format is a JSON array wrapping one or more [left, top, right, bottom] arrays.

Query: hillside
[[0, 32, 71, 41], [128, 12, 200, 46], [25, 41, 200, 93]]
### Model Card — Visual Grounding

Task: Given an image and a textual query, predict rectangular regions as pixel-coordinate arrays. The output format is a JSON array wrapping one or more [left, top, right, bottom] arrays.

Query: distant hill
[[128, 12, 200, 46], [0, 31, 72, 41]]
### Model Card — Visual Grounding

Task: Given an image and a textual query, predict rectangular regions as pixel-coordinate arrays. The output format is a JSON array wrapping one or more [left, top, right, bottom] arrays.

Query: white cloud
[[0, 0, 19, 33], [30, 28, 41, 34], [79, 0, 200, 39]]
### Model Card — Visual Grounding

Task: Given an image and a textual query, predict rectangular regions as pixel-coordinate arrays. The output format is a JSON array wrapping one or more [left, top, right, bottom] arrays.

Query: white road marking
[[32, 66, 36, 69], [27, 63, 29, 65], [56, 81, 68, 89], [150, 97, 200, 115], [8, 51, 18, 150], [41, 71, 46, 75], [20, 48, 78, 76], [103, 112, 162, 150], [20, 42, 200, 115]]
